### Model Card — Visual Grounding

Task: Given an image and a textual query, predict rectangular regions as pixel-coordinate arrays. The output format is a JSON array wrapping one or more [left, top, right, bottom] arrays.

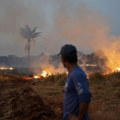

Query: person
[[59, 44, 91, 120]]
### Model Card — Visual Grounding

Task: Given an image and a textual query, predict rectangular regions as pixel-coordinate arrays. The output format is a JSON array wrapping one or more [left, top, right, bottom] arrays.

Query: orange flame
[[0, 67, 14, 71], [34, 70, 52, 79], [34, 75, 41, 79], [42, 70, 51, 77], [95, 47, 120, 73], [115, 67, 120, 72]]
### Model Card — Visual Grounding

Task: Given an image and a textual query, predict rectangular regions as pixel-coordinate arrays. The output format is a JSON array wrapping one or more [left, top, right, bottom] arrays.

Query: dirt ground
[[0, 74, 120, 120]]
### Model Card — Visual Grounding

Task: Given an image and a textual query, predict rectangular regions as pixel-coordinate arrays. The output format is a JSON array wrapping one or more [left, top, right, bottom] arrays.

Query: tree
[[20, 25, 41, 68]]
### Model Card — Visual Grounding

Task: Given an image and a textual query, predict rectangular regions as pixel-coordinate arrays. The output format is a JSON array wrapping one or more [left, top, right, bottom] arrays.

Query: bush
[[106, 72, 120, 79], [43, 73, 67, 86], [89, 72, 105, 82]]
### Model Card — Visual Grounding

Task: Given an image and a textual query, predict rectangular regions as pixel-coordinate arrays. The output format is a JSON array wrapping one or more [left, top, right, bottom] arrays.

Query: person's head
[[59, 44, 78, 68]]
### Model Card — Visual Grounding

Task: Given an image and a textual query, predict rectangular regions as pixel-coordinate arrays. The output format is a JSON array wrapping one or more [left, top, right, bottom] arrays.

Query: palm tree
[[20, 25, 41, 68]]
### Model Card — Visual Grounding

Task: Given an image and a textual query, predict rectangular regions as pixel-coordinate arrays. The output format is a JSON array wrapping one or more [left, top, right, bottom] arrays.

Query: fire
[[101, 46, 120, 73], [9, 67, 14, 70], [0, 66, 14, 71], [34, 75, 40, 79], [115, 67, 120, 72], [22, 76, 33, 80], [0, 67, 4, 70], [42, 70, 51, 77], [34, 70, 52, 79]]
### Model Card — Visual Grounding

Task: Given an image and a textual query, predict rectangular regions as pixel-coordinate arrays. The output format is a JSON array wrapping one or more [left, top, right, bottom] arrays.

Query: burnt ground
[[0, 74, 120, 120], [0, 80, 55, 120]]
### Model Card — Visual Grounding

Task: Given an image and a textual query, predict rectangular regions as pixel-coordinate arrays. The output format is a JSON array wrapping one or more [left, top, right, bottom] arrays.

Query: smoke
[[0, 0, 120, 71], [0, 0, 111, 55], [53, 0, 120, 71], [0, 0, 46, 56], [31, 53, 66, 74]]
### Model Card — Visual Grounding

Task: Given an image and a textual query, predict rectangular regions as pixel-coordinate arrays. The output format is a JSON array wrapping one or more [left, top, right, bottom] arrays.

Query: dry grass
[[89, 72, 120, 120], [31, 72, 120, 120], [0, 72, 120, 120]]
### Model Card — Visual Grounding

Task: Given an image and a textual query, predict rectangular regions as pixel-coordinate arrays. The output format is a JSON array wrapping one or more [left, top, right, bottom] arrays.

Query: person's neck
[[67, 63, 78, 73]]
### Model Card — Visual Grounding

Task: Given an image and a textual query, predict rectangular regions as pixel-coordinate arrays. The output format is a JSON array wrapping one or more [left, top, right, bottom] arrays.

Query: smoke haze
[[0, 0, 120, 71]]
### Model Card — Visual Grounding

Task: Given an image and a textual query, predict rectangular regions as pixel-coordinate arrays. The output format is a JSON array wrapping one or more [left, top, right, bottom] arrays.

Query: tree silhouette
[[20, 25, 41, 68]]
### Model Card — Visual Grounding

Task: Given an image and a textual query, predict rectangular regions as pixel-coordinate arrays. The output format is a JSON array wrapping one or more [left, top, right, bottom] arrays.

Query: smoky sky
[[0, 0, 120, 56]]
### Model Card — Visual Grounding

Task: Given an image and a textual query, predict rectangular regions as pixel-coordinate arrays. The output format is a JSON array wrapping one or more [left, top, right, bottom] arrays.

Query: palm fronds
[[20, 25, 41, 68], [20, 25, 41, 40]]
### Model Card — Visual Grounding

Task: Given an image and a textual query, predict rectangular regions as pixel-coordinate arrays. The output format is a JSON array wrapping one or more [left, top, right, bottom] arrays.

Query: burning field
[[0, 72, 64, 120], [0, 70, 120, 120], [0, 0, 120, 119], [0, 51, 120, 120]]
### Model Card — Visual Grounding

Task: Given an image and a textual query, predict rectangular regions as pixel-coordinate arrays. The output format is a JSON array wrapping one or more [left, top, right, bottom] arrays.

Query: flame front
[[0, 66, 14, 71], [34, 75, 40, 79], [99, 46, 120, 73], [42, 70, 51, 77], [115, 67, 120, 72], [34, 70, 52, 79]]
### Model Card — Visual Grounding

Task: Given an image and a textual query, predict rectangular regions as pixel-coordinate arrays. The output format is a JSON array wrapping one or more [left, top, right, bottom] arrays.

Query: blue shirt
[[63, 66, 91, 120]]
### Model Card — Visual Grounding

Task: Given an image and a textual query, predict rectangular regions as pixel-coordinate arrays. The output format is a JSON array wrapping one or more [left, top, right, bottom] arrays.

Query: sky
[[0, 0, 120, 56]]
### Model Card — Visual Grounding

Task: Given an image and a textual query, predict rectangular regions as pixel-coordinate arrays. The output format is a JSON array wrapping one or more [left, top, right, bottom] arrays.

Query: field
[[0, 72, 120, 120]]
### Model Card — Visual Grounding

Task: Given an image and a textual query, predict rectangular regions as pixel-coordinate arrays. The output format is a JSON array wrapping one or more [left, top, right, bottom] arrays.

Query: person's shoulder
[[70, 67, 86, 78]]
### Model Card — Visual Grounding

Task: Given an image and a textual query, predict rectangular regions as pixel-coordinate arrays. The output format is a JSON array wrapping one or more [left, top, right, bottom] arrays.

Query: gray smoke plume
[[0, 0, 120, 72]]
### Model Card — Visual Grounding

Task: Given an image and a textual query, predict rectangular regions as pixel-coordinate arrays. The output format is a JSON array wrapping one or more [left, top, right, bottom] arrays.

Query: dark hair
[[61, 51, 77, 63], [60, 44, 78, 63]]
